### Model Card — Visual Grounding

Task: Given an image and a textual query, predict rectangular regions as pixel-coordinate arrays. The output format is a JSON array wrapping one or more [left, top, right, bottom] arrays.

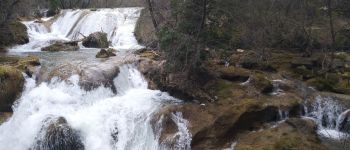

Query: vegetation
[[147, 0, 350, 76]]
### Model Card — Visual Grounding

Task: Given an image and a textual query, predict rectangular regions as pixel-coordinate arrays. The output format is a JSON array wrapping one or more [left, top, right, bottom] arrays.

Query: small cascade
[[10, 8, 143, 52], [306, 95, 349, 139], [0, 65, 192, 150]]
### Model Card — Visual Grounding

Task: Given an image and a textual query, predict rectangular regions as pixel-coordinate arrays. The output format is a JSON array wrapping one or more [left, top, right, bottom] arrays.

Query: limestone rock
[[42, 41, 79, 52], [82, 32, 109, 48], [0, 65, 24, 112], [96, 49, 116, 58]]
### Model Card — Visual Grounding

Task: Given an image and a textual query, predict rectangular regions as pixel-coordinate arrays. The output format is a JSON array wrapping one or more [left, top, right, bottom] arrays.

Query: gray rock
[[82, 32, 109, 48], [32, 117, 84, 150]]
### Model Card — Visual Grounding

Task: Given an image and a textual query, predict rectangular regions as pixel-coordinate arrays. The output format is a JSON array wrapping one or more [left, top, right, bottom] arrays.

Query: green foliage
[[158, 0, 207, 73], [49, 0, 61, 10], [158, 27, 198, 72]]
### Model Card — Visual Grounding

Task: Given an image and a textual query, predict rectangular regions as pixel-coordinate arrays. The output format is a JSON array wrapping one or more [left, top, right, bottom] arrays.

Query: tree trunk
[[145, 0, 158, 32]]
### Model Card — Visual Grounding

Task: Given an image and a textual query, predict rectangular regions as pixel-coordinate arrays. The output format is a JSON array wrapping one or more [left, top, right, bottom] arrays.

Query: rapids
[[0, 65, 191, 150], [10, 8, 143, 52]]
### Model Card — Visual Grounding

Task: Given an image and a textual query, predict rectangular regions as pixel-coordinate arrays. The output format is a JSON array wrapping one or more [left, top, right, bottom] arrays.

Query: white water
[[10, 8, 143, 52], [307, 96, 350, 139], [0, 65, 191, 150]]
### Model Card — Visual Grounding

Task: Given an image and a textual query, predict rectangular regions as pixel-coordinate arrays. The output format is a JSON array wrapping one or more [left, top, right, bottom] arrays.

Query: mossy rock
[[96, 49, 116, 58], [293, 65, 315, 80], [82, 32, 109, 48], [217, 66, 250, 82], [0, 65, 24, 112], [235, 118, 327, 150], [252, 72, 273, 94], [42, 41, 79, 52], [0, 21, 29, 51]]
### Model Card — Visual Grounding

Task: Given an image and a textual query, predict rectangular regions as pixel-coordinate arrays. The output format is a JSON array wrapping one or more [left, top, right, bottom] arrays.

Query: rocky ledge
[[136, 49, 350, 149]]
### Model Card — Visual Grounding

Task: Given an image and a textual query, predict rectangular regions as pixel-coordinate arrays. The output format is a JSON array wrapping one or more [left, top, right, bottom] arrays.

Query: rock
[[0, 112, 12, 124], [152, 101, 292, 150], [96, 49, 116, 58], [0, 21, 29, 51], [234, 118, 327, 150], [41, 41, 79, 52], [217, 66, 250, 82], [32, 117, 84, 150], [134, 9, 158, 48], [251, 73, 274, 94], [338, 109, 350, 133], [82, 32, 109, 48], [47, 8, 60, 17], [44, 62, 120, 92], [0, 65, 24, 112]]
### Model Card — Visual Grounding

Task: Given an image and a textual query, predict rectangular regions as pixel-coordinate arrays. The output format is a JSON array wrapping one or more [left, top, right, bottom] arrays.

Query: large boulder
[[82, 32, 109, 48], [41, 41, 79, 52], [32, 117, 84, 150], [0, 21, 29, 52], [134, 9, 158, 48], [0, 65, 24, 112]]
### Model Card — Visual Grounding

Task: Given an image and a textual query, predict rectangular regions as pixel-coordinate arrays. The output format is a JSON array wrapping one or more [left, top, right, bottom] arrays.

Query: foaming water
[[0, 65, 191, 150], [306, 96, 350, 139], [10, 8, 143, 52]]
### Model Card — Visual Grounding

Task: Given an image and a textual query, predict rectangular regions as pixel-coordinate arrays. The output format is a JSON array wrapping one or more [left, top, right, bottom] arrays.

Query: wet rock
[[96, 49, 116, 58], [82, 32, 109, 48], [41, 41, 79, 52], [152, 101, 293, 150], [0, 21, 29, 52], [339, 110, 350, 133], [44, 62, 120, 93], [0, 65, 24, 112], [0, 112, 12, 124], [32, 117, 84, 150], [235, 118, 327, 150]]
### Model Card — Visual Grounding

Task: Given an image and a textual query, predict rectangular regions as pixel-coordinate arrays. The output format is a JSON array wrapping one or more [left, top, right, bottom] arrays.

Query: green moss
[[0, 65, 24, 110], [293, 65, 314, 79], [274, 135, 303, 150]]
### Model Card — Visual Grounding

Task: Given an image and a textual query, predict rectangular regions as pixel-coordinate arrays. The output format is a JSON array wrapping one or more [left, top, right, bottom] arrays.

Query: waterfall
[[0, 65, 192, 150], [10, 8, 143, 52], [306, 96, 349, 139]]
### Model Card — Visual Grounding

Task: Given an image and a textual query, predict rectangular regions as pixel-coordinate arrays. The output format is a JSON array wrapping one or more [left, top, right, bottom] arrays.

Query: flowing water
[[0, 8, 191, 150], [11, 8, 143, 52]]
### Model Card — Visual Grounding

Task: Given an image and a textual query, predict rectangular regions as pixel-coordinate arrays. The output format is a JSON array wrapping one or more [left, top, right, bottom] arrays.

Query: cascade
[[0, 65, 192, 150], [10, 8, 143, 52]]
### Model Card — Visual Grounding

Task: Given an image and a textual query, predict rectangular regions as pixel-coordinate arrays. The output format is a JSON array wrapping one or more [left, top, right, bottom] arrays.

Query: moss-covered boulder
[[41, 41, 79, 52], [82, 32, 109, 48], [96, 48, 116, 58], [235, 118, 327, 150], [0, 21, 29, 51], [217, 66, 250, 82], [251, 72, 274, 94], [0, 65, 24, 112]]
